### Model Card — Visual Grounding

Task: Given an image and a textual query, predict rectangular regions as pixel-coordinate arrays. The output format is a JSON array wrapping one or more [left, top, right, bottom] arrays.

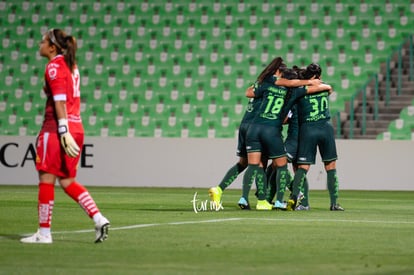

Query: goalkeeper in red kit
[[20, 29, 110, 244]]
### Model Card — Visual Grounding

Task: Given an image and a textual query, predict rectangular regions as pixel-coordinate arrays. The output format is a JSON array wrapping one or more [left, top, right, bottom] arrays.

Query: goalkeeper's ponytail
[[63, 35, 77, 73], [47, 29, 77, 73]]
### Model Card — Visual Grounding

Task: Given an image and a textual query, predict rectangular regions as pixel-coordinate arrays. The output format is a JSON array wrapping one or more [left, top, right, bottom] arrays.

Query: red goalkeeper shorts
[[35, 131, 84, 178]]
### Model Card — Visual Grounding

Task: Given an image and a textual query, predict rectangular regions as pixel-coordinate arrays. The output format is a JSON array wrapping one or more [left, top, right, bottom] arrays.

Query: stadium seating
[[387, 118, 412, 139], [377, 102, 414, 140], [0, 0, 413, 137], [399, 105, 414, 129]]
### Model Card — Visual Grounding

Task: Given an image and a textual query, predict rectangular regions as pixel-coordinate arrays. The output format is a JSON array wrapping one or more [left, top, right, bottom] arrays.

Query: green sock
[[241, 164, 259, 202], [266, 168, 277, 202], [327, 169, 339, 205], [255, 167, 267, 200], [292, 168, 307, 200], [264, 166, 273, 197], [301, 177, 310, 207], [276, 164, 288, 202], [286, 170, 293, 192], [218, 163, 246, 191]]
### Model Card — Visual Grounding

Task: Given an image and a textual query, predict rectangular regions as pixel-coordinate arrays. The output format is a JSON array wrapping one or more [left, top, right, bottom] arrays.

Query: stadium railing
[[347, 34, 413, 139]]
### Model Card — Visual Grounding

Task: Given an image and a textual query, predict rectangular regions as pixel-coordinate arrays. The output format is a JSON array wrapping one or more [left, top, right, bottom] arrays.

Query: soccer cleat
[[208, 186, 223, 206], [95, 217, 110, 243], [20, 230, 52, 244], [295, 205, 311, 211], [256, 200, 273, 210], [274, 200, 287, 210], [286, 199, 297, 211], [238, 197, 250, 210], [330, 204, 345, 211]]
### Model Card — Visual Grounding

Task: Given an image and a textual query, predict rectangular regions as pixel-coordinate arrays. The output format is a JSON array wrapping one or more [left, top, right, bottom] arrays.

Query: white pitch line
[[51, 218, 243, 235], [36, 217, 414, 236], [13, 218, 242, 237]]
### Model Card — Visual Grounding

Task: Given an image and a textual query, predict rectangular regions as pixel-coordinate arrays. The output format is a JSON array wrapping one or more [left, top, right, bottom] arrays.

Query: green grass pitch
[[0, 185, 414, 275]]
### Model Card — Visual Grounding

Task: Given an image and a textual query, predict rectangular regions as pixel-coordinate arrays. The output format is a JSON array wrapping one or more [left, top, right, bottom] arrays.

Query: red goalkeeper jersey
[[41, 55, 83, 133]]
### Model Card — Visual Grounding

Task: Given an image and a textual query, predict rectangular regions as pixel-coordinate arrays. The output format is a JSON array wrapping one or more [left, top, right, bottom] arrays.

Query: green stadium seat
[[133, 116, 156, 138], [106, 119, 129, 137], [388, 7, 413, 39], [205, 106, 239, 138], [329, 92, 346, 113], [0, 104, 19, 135], [187, 122, 208, 138], [156, 125, 179, 138], [215, 122, 238, 138], [399, 106, 414, 129], [376, 132, 391, 141], [160, 115, 182, 137], [387, 119, 412, 140]]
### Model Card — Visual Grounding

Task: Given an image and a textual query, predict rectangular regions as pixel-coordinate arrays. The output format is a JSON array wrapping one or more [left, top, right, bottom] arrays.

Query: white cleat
[[20, 230, 52, 244], [295, 205, 311, 211], [95, 217, 110, 243]]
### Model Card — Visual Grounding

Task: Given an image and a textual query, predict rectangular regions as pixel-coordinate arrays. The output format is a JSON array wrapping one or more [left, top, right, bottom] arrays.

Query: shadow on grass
[[0, 234, 23, 241], [0, 235, 107, 246]]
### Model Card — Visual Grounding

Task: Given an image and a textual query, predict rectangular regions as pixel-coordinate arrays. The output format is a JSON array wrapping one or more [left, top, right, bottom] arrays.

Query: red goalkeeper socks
[[64, 182, 100, 218], [38, 182, 55, 230]]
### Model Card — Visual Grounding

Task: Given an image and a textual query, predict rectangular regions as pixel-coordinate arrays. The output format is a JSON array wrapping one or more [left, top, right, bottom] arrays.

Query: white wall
[[0, 136, 413, 190]]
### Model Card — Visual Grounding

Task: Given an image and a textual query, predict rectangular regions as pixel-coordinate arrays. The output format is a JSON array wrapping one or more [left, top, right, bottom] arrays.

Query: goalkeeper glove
[[58, 119, 80, 158]]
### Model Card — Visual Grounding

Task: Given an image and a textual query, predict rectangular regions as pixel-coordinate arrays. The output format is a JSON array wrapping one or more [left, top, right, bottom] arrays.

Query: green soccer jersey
[[240, 96, 263, 125], [252, 76, 289, 128], [296, 90, 331, 124]]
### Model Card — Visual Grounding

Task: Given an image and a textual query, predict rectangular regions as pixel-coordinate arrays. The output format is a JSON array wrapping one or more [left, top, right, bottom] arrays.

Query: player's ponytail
[[63, 35, 77, 73], [256, 56, 284, 84], [47, 29, 77, 73]]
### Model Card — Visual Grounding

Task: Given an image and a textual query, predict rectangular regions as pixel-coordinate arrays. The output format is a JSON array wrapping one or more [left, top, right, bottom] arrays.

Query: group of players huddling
[[209, 57, 345, 211]]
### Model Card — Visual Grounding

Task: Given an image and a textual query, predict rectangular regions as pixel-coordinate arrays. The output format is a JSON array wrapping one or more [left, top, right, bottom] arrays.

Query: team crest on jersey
[[48, 68, 57, 79]]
